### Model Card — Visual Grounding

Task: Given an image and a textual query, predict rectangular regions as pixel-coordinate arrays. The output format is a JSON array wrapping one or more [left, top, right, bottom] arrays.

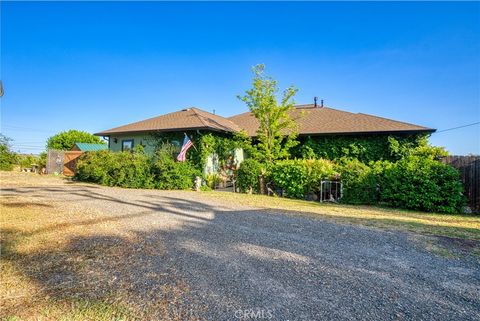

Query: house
[[95, 104, 434, 169], [95, 107, 240, 154]]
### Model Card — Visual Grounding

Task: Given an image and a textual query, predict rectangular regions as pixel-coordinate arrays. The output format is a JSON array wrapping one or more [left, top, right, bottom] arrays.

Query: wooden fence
[[46, 150, 84, 176], [442, 156, 480, 213]]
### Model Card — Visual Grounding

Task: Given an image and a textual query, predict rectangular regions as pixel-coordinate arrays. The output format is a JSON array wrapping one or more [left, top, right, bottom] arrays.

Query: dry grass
[[197, 192, 480, 241], [0, 174, 201, 321]]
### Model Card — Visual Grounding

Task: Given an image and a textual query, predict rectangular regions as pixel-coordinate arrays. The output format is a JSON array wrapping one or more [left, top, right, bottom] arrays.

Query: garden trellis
[[319, 180, 343, 203]]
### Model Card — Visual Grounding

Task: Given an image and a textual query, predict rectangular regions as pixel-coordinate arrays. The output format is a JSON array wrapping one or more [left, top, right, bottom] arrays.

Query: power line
[[435, 122, 480, 133], [11, 144, 44, 147], [1, 124, 56, 134]]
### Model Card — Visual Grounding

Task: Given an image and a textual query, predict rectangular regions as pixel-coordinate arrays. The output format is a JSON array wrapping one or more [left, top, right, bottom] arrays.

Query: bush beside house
[[236, 159, 263, 193], [236, 155, 464, 214], [380, 156, 464, 214], [76, 146, 199, 190]]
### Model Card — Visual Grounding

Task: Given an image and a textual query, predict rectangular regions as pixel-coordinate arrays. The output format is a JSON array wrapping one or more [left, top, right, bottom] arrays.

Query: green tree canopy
[[238, 64, 299, 162], [46, 130, 105, 150], [0, 134, 18, 170]]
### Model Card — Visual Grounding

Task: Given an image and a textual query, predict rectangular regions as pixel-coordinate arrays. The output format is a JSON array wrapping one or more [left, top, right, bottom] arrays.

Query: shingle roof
[[96, 105, 434, 137], [95, 107, 241, 135], [73, 143, 108, 151], [228, 104, 435, 136]]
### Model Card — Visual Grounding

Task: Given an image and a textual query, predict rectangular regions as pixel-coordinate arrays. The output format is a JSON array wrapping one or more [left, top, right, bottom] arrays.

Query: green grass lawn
[[198, 191, 480, 241]]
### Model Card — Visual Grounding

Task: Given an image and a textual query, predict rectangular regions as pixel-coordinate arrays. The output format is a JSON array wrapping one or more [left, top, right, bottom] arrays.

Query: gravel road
[[2, 178, 479, 321]]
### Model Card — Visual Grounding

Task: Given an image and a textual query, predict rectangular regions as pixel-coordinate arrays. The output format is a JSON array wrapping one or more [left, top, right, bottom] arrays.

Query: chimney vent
[[321, 99, 324, 108], [314, 97, 318, 108]]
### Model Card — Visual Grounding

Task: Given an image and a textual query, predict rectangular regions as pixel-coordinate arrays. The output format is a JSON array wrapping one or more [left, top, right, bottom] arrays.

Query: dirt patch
[[434, 235, 480, 255]]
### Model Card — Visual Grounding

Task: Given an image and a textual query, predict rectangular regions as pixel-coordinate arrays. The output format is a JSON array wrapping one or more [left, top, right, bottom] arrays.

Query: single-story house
[[95, 103, 435, 171]]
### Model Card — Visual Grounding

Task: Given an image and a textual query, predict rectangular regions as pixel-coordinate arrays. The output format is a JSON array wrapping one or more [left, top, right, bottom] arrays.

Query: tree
[[238, 64, 299, 162], [46, 130, 105, 150], [0, 134, 17, 170]]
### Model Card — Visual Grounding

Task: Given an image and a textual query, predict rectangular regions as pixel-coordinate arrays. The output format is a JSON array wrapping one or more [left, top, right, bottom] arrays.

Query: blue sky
[[1, 1, 479, 155]]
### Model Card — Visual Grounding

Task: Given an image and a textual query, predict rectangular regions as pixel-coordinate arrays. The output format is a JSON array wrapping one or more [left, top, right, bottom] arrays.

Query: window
[[122, 139, 134, 151]]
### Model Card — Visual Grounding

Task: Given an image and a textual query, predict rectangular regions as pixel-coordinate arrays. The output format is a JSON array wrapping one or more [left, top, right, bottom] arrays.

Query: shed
[[71, 143, 108, 152]]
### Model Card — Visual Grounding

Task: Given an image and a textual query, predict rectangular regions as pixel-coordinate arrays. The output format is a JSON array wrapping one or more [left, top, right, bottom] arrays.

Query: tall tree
[[238, 64, 299, 162], [46, 130, 105, 150]]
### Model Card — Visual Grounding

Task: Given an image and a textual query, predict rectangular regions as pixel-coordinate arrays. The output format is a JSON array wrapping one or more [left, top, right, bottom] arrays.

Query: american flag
[[177, 134, 194, 162]]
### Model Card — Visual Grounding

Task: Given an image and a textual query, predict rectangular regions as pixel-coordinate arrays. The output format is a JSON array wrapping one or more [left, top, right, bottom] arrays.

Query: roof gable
[[96, 107, 240, 135]]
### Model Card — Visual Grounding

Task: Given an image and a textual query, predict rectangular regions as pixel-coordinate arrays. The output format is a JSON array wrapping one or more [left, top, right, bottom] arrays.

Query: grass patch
[[0, 191, 198, 320], [199, 192, 480, 240]]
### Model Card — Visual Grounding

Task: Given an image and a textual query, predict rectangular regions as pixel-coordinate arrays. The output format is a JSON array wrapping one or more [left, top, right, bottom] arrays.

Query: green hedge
[[238, 156, 464, 214], [270, 159, 337, 199], [76, 146, 199, 190], [76, 147, 153, 188], [151, 156, 200, 190], [334, 159, 381, 205], [236, 159, 263, 193], [380, 156, 464, 214]]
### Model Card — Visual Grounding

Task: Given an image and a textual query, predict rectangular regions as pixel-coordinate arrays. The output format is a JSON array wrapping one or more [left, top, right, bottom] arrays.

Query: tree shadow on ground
[[1, 185, 480, 320]]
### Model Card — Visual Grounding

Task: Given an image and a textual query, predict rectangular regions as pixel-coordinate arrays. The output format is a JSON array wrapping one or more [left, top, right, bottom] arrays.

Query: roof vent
[[314, 97, 318, 108]]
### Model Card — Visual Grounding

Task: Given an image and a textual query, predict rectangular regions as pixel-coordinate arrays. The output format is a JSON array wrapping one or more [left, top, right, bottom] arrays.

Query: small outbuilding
[[71, 142, 108, 152]]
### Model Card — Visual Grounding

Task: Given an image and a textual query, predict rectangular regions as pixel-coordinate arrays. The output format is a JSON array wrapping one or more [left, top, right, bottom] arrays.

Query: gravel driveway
[[2, 179, 479, 321]]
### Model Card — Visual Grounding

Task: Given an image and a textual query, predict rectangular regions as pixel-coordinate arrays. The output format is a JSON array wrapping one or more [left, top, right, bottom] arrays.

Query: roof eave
[[298, 129, 436, 137], [95, 126, 238, 137], [244, 128, 436, 138]]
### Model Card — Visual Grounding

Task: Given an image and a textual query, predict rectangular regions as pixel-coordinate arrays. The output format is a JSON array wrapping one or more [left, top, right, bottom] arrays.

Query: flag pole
[[185, 132, 198, 151]]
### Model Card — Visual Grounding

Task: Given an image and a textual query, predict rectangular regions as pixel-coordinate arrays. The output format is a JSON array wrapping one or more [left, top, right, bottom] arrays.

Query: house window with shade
[[122, 139, 134, 151]]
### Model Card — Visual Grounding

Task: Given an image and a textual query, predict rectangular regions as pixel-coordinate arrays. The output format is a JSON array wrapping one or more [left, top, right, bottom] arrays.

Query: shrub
[[335, 158, 381, 205], [381, 156, 464, 213], [270, 159, 337, 199], [19, 155, 39, 169], [205, 173, 221, 189], [113, 146, 154, 188], [76, 146, 153, 188], [0, 134, 17, 171], [270, 160, 307, 198], [200, 185, 212, 192], [151, 156, 199, 190], [76, 150, 114, 185], [303, 159, 337, 194], [237, 159, 263, 193]]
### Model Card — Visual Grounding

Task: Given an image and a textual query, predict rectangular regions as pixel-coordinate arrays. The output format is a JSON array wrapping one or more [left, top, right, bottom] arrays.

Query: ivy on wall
[[148, 131, 247, 172], [291, 134, 431, 163]]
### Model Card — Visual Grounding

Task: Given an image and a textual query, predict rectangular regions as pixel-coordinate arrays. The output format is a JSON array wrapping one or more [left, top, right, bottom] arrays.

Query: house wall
[[108, 133, 179, 154], [203, 148, 244, 175], [108, 133, 244, 175]]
